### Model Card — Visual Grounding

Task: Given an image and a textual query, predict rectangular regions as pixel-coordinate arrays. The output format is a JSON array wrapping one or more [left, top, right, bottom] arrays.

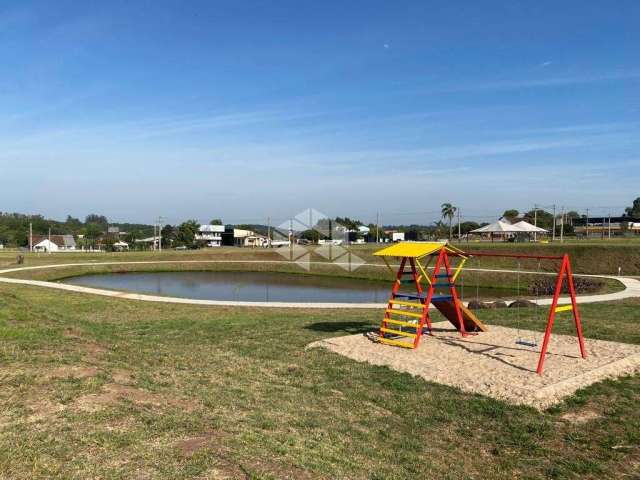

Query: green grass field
[[0, 284, 639, 477], [0, 247, 638, 478]]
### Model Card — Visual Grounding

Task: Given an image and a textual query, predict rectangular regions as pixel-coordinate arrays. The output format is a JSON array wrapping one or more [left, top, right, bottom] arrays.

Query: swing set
[[373, 242, 587, 375]]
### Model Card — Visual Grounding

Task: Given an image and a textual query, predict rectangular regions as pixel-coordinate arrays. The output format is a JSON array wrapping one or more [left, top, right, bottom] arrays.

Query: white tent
[[470, 220, 526, 234], [512, 221, 549, 233], [113, 240, 129, 251]]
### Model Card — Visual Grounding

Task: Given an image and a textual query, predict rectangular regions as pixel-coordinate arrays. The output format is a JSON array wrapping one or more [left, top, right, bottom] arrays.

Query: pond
[[61, 271, 515, 303]]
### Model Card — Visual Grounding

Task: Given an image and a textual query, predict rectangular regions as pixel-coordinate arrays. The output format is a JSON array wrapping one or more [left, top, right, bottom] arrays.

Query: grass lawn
[[0, 282, 638, 479]]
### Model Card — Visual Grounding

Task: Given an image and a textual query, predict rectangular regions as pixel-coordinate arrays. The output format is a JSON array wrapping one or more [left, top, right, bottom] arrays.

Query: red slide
[[432, 299, 488, 333]]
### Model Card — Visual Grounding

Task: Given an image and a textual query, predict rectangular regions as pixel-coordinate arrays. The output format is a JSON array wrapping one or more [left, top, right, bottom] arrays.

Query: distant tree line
[[1, 196, 637, 248], [0, 212, 155, 248]]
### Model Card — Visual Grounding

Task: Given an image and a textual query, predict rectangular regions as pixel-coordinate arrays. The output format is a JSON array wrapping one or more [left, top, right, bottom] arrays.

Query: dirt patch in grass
[[62, 327, 85, 339], [80, 341, 108, 359], [232, 457, 314, 480], [74, 383, 199, 413], [26, 398, 65, 423], [560, 409, 603, 424], [180, 444, 250, 480], [175, 431, 313, 479], [111, 369, 134, 384], [175, 429, 228, 457], [62, 328, 109, 361], [47, 365, 99, 379]]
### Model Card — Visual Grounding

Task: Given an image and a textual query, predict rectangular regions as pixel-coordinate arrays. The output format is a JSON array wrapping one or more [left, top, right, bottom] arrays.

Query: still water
[[62, 271, 510, 303]]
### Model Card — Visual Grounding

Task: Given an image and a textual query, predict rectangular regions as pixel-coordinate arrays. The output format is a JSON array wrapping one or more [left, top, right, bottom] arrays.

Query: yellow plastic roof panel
[[373, 242, 447, 258]]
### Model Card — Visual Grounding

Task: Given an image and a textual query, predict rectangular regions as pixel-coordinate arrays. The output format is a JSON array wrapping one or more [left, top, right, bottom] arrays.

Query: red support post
[[423, 250, 443, 313], [565, 256, 587, 359], [536, 254, 586, 375]]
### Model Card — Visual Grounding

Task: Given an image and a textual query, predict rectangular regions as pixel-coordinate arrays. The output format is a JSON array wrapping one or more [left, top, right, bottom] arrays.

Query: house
[[384, 230, 405, 242], [195, 225, 225, 247], [232, 228, 252, 245], [232, 228, 268, 247], [134, 236, 161, 249], [32, 235, 77, 252], [244, 234, 269, 248]]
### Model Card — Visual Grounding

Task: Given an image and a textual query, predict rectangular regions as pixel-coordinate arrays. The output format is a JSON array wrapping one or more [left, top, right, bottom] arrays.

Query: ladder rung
[[398, 278, 419, 284], [554, 305, 573, 313], [389, 300, 424, 308], [401, 270, 415, 275], [378, 337, 415, 348], [433, 283, 452, 287], [394, 293, 426, 300], [386, 308, 423, 318], [384, 318, 420, 328], [434, 274, 450, 278], [380, 327, 417, 338], [431, 295, 453, 301]]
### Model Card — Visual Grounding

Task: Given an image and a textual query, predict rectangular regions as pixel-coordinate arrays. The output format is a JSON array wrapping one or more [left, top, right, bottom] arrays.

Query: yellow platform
[[374, 241, 467, 259]]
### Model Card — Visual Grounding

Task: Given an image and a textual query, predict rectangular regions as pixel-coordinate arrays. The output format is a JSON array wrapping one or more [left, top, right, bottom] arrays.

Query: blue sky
[[0, 1, 639, 226]]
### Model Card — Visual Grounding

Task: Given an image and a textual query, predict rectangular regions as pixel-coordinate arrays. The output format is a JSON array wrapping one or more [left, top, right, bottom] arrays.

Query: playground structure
[[374, 242, 587, 375]]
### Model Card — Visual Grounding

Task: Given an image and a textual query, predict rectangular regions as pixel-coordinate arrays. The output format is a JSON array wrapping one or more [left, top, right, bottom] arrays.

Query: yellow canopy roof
[[374, 241, 447, 258]]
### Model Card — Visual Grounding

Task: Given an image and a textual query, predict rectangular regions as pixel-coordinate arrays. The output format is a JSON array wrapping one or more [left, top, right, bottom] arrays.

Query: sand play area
[[309, 322, 640, 410]]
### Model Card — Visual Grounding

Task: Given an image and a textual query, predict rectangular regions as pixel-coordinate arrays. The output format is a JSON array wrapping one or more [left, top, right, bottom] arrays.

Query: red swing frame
[[468, 252, 587, 374]]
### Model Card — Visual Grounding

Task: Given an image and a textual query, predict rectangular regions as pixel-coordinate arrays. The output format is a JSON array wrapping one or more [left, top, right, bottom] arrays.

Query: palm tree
[[441, 203, 457, 240]]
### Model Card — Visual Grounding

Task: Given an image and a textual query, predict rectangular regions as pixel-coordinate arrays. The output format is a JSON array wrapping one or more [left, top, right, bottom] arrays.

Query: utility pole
[[457, 208, 461, 241], [602, 216, 606, 240], [267, 216, 271, 247], [608, 214, 612, 239], [289, 219, 293, 244], [552, 204, 556, 242], [29, 222, 33, 252], [585, 208, 590, 239], [560, 207, 564, 243], [157, 216, 164, 252]]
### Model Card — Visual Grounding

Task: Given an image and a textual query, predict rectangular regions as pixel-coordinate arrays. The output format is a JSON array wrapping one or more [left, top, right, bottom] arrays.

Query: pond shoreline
[[0, 260, 637, 309]]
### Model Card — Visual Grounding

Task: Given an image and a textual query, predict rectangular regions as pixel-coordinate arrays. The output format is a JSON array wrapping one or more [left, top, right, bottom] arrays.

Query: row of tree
[[0, 212, 155, 248], [1, 197, 638, 248]]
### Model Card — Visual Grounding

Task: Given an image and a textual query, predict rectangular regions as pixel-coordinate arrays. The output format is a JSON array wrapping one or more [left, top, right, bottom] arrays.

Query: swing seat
[[515, 339, 537, 348]]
